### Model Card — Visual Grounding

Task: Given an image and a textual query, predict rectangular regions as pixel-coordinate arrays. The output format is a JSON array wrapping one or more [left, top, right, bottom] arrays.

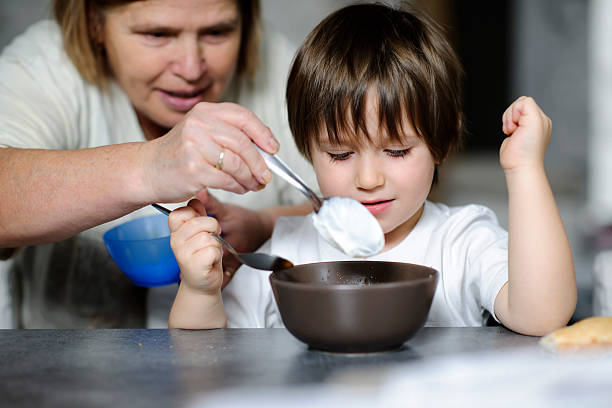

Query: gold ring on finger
[[216, 148, 225, 171]]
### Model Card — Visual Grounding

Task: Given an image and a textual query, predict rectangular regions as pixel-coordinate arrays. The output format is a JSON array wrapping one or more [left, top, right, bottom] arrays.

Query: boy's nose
[[172, 37, 206, 81], [355, 159, 385, 190]]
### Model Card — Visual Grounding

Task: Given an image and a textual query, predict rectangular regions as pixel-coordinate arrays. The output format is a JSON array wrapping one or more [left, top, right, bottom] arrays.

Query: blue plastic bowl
[[103, 214, 180, 287]]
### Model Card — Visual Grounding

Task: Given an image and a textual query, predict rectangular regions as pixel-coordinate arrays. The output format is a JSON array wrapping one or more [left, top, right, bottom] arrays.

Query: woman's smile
[[156, 85, 211, 111]]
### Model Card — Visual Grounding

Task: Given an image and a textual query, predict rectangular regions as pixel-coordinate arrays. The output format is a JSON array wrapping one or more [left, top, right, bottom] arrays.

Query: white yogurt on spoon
[[253, 146, 384, 257], [312, 196, 384, 257]]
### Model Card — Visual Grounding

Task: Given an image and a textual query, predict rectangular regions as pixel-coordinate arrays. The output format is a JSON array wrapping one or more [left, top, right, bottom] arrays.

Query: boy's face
[[310, 93, 435, 250]]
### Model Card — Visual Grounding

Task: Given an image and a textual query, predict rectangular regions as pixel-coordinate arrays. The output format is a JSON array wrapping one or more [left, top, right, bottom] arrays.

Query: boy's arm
[[169, 285, 227, 329], [167, 200, 228, 329], [494, 97, 576, 336]]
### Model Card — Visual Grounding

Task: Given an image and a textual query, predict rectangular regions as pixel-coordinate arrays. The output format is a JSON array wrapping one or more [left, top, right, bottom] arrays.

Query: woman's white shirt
[[0, 20, 314, 328]]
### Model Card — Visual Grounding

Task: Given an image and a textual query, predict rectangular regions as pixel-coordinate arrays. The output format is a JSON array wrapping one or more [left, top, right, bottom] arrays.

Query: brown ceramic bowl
[[269, 261, 438, 353]]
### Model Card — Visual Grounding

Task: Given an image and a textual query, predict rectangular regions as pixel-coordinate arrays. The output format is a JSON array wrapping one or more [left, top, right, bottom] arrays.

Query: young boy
[[167, 3, 576, 336]]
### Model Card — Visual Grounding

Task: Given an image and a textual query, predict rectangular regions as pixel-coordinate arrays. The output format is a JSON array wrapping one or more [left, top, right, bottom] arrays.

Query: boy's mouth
[[361, 199, 394, 215]]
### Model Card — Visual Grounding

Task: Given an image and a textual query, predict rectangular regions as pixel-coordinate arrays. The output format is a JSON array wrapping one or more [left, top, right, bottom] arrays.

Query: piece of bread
[[540, 316, 612, 351]]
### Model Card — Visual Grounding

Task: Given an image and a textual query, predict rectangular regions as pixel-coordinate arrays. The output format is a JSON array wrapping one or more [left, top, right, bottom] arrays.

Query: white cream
[[312, 196, 385, 257]]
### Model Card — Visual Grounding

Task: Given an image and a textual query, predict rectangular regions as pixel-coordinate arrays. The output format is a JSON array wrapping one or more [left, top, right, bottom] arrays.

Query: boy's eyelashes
[[385, 148, 412, 157], [325, 148, 412, 161], [327, 151, 353, 161]]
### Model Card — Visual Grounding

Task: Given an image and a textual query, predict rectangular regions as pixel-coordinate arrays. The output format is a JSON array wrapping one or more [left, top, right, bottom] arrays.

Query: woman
[[0, 0, 314, 328]]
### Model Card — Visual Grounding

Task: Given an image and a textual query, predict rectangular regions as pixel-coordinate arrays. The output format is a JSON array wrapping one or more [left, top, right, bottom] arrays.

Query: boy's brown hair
[[53, 0, 261, 89], [286, 2, 464, 168]]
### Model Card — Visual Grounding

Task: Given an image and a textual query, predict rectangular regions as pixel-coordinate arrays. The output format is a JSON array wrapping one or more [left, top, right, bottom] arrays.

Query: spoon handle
[[151, 203, 171, 216], [151, 203, 293, 270], [255, 146, 323, 212], [151, 203, 241, 259], [151, 203, 244, 263]]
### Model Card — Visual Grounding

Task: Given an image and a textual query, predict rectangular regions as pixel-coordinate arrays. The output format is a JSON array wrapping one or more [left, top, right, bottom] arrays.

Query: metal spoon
[[255, 146, 324, 212], [151, 203, 294, 271]]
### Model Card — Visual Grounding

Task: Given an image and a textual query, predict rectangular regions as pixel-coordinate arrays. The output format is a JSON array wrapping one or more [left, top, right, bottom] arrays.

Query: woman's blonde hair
[[53, 0, 261, 89]]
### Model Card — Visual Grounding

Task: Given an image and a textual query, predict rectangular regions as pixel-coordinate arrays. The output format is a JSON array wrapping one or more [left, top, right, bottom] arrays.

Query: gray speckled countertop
[[0, 327, 539, 407]]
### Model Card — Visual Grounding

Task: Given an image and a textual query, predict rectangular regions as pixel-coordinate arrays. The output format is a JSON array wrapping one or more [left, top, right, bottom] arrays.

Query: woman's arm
[[494, 97, 576, 336], [0, 102, 281, 248], [0, 144, 150, 247]]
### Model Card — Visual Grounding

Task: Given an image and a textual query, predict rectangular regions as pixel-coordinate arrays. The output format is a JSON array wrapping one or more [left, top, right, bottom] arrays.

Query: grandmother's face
[[100, 0, 242, 135]]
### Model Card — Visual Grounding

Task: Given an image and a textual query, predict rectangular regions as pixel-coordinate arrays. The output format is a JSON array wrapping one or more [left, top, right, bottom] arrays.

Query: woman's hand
[[142, 102, 278, 204], [168, 199, 224, 294], [500, 96, 552, 172]]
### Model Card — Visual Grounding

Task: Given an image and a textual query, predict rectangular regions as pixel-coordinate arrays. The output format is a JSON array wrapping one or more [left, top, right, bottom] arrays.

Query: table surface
[[0, 327, 539, 408]]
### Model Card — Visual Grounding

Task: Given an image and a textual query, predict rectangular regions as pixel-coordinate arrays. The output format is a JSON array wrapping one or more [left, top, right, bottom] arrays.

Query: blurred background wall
[[0, 0, 599, 321]]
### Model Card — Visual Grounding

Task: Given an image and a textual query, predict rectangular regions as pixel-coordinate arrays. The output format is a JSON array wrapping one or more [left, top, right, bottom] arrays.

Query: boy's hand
[[500, 96, 552, 172], [169, 199, 224, 295], [196, 189, 271, 288]]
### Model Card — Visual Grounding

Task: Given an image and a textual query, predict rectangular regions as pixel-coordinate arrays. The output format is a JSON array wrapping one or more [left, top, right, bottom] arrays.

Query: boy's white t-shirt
[[0, 20, 315, 328], [223, 201, 509, 328]]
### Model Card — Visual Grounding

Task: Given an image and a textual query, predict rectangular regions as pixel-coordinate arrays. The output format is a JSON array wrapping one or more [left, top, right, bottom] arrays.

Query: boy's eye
[[328, 151, 353, 161], [385, 148, 411, 158]]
